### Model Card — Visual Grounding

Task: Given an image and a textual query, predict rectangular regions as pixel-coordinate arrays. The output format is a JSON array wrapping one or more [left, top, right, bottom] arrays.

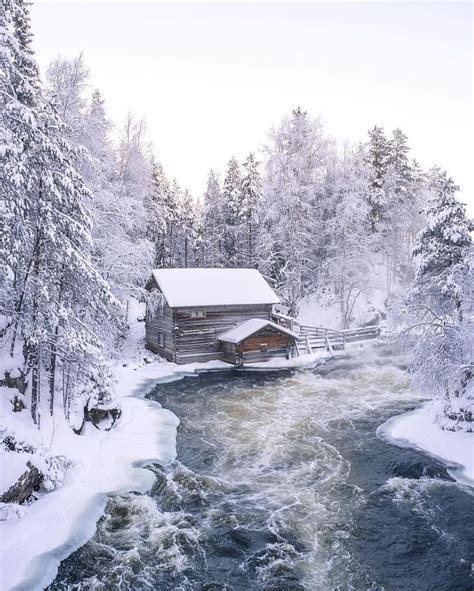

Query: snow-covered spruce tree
[[221, 156, 244, 267], [175, 188, 198, 268], [383, 129, 426, 294], [165, 179, 185, 266], [200, 169, 225, 267], [259, 107, 327, 316], [241, 152, 262, 268], [1, 0, 120, 429], [363, 126, 426, 298], [146, 160, 169, 267], [36, 101, 123, 425], [366, 125, 391, 232], [407, 167, 472, 431], [0, 0, 40, 368]]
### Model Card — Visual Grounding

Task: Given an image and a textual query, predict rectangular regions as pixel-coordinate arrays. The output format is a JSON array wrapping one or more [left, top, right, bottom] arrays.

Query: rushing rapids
[[50, 347, 474, 590]]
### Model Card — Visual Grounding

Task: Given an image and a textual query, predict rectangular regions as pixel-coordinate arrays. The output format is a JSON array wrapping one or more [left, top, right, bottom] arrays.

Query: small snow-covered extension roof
[[218, 318, 298, 344], [151, 268, 280, 308]]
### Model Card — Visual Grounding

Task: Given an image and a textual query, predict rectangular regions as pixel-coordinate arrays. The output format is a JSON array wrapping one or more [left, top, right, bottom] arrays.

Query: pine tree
[[412, 168, 470, 315], [0, 0, 40, 348], [146, 160, 169, 267], [366, 125, 391, 231], [201, 170, 224, 266], [364, 126, 425, 296], [221, 156, 243, 267], [387, 128, 412, 199], [1, 0, 45, 420], [1, 0, 120, 428], [45, 59, 154, 304], [176, 189, 198, 268], [407, 167, 472, 431], [241, 153, 261, 267], [260, 107, 327, 316]]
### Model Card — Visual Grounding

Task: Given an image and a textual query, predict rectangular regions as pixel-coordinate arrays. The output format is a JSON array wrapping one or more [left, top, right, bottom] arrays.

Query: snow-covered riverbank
[[1, 348, 329, 590], [3, 334, 471, 590], [378, 402, 474, 485], [0, 357, 182, 590]]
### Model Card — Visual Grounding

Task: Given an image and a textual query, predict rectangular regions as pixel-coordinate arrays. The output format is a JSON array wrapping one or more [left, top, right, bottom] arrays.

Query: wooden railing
[[342, 326, 381, 341], [295, 324, 380, 355], [272, 314, 381, 356]]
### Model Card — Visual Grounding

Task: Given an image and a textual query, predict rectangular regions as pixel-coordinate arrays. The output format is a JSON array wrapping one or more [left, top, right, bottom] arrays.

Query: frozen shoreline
[[378, 402, 474, 486], [0, 358, 229, 591]]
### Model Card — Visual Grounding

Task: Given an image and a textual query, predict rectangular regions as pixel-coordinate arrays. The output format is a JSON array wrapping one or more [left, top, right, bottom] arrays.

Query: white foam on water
[[53, 349, 457, 590]]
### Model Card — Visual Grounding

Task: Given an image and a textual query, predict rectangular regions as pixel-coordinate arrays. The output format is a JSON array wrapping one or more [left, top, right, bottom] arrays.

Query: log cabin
[[145, 268, 298, 365]]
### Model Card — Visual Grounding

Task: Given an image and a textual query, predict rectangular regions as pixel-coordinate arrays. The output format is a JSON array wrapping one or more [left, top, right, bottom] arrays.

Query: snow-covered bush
[[0, 502, 28, 522], [68, 363, 121, 432], [41, 454, 74, 492]]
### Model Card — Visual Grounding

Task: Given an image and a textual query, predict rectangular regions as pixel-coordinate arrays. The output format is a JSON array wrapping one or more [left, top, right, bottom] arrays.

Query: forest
[[1, 2, 473, 590], [1, 0, 472, 438]]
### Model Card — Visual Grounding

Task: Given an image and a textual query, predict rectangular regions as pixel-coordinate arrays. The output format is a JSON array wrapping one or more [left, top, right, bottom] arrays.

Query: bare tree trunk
[[28, 228, 42, 427], [248, 218, 253, 267], [49, 326, 59, 416]]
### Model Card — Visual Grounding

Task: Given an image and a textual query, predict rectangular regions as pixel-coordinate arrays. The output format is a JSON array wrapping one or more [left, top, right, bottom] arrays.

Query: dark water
[[50, 352, 474, 590]]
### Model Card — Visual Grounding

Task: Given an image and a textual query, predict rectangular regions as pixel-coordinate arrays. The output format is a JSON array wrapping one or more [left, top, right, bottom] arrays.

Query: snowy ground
[[0, 357, 181, 590], [378, 402, 474, 485], [298, 288, 388, 330]]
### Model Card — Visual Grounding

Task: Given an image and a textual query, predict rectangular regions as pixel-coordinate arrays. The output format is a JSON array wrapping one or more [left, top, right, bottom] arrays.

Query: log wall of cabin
[[236, 328, 292, 365], [145, 302, 175, 361], [174, 304, 272, 364]]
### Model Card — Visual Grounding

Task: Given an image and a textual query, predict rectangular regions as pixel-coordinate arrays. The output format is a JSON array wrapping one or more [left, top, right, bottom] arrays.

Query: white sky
[[31, 1, 473, 212]]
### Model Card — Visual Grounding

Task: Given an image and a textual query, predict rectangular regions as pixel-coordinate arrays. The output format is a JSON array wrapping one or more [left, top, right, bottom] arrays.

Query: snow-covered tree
[[45, 57, 154, 304], [45, 52, 88, 136], [201, 169, 224, 267], [406, 168, 472, 431], [110, 113, 154, 297], [1, 2, 120, 429], [146, 160, 169, 267], [169, 188, 197, 268], [241, 152, 261, 267], [366, 125, 391, 231], [321, 148, 377, 328], [363, 126, 426, 296], [221, 156, 243, 267], [259, 107, 327, 315]]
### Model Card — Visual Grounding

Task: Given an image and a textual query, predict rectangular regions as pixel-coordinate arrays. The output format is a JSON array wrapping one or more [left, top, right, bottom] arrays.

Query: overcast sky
[[31, 1, 472, 211]]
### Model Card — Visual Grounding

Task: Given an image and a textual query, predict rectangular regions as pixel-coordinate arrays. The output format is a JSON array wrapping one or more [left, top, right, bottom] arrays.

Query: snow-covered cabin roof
[[218, 319, 298, 344], [151, 268, 280, 308]]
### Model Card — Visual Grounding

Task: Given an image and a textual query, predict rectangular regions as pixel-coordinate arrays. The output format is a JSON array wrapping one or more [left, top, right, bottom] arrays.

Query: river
[[49, 348, 473, 590]]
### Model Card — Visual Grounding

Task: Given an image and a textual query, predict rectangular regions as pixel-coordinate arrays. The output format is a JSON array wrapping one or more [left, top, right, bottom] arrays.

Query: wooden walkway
[[267, 316, 381, 356], [294, 324, 381, 355]]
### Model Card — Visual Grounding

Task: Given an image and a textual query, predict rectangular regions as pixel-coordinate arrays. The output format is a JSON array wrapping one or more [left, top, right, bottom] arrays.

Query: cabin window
[[260, 343, 269, 352], [149, 291, 166, 318], [158, 332, 165, 347], [190, 309, 206, 319]]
